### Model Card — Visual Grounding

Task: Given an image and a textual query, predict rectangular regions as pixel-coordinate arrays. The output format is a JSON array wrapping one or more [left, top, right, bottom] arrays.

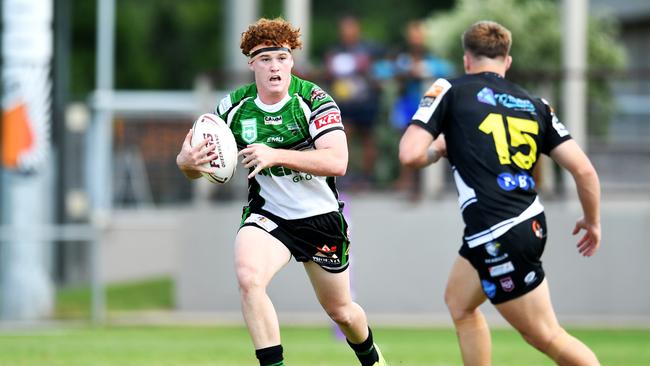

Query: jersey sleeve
[[538, 98, 572, 154], [215, 94, 232, 121], [409, 78, 452, 137], [306, 86, 344, 141], [214, 84, 254, 127]]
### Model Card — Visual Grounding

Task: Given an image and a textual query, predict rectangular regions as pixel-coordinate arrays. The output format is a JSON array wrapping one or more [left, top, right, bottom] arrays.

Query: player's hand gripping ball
[[190, 113, 238, 184]]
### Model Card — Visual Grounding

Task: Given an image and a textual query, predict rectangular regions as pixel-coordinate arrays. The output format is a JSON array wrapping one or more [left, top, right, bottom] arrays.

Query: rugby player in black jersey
[[399, 20, 600, 366]]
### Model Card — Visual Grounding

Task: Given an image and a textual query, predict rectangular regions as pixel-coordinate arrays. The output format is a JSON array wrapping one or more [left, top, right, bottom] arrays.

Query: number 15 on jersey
[[479, 113, 539, 170]]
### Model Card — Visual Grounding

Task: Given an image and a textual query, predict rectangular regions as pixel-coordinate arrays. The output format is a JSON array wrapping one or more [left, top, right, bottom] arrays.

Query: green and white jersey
[[216, 75, 344, 220]]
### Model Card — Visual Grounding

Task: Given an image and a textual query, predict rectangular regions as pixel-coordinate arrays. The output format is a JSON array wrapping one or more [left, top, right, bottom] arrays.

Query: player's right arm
[[176, 129, 217, 180], [549, 140, 601, 257], [399, 126, 445, 168], [399, 78, 451, 168]]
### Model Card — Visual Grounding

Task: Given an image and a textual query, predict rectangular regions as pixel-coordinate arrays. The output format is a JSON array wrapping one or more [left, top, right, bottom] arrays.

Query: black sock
[[347, 327, 379, 366], [255, 344, 284, 366]]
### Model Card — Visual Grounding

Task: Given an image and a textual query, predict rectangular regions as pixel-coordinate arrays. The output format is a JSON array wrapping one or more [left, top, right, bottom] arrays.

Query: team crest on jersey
[[241, 118, 258, 143]]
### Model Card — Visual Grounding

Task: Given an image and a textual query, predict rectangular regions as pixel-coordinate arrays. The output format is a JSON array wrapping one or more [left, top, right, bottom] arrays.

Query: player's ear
[[248, 59, 255, 71], [504, 55, 512, 71], [463, 53, 470, 73]]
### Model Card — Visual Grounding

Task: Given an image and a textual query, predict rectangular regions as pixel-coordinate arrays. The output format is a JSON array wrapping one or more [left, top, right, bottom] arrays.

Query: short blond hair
[[462, 20, 511, 59], [240, 17, 302, 56]]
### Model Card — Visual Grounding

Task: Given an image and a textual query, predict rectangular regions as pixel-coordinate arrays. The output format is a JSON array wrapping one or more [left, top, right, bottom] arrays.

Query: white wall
[[163, 195, 650, 326]]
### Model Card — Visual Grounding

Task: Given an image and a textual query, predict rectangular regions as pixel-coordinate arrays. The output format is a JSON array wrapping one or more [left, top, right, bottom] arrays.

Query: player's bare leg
[[496, 279, 600, 366], [445, 256, 491, 366], [235, 226, 291, 349], [304, 261, 385, 365], [305, 261, 368, 340]]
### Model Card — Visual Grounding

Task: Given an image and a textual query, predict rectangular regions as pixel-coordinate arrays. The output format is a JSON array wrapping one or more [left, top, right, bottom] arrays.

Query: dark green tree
[[423, 0, 626, 137]]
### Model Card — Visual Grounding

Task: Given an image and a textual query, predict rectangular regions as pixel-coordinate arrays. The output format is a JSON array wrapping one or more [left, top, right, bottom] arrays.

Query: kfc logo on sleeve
[[314, 112, 342, 130]]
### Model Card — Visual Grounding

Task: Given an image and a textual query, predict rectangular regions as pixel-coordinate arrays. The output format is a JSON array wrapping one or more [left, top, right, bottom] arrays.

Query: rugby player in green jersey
[[176, 17, 387, 366], [399, 21, 600, 365]]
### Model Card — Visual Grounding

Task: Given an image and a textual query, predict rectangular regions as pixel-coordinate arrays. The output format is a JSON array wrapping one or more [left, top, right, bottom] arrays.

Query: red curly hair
[[240, 17, 303, 56]]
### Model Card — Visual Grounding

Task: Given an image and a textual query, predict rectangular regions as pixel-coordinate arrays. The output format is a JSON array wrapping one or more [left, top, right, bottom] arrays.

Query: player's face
[[248, 44, 294, 98]]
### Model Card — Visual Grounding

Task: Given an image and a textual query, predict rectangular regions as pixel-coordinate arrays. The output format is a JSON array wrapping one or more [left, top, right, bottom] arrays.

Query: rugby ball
[[190, 113, 238, 184]]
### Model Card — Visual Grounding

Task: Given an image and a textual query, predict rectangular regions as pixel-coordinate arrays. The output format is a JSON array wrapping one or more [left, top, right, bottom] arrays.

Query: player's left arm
[[239, 130, 348, 179], [549, 140, 601, 257]]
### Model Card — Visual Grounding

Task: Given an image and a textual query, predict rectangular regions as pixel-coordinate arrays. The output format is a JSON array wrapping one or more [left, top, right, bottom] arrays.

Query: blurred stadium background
[[1, 0, 650, 363]]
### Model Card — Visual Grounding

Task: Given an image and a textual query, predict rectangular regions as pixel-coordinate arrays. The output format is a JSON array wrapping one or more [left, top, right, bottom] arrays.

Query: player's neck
[[468, 66, 506, 78], [257, 90, 289, 105], [464, 54, 509, 78]]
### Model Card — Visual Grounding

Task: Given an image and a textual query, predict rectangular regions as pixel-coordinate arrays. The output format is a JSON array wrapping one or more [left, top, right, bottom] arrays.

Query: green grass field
[[1, 325, 649, 366], [36, 278, 650, 365]]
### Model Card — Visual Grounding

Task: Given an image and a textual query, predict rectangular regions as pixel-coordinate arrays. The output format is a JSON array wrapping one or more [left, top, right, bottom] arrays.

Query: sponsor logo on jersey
[[477, 87, 536, 113], [484, 242, 510, 264], [500, 277, 515, 292], [419, 84, 445, 107], [317, 244, 337, 254], [495, 93, 535, 112], [258, 166, 312, 183], [217, 95, 232, 115], [259, 165, 296, 177], [310, 87, 327, 102], [497, 172, 535, 191], [541, 98, 570, 137], [311, 255, 341, 266], [485, 254, 509, 264], [266, 136, 284, 143], [489, 261, 515, 277], [314, 111, 341, 130], [241, 118, 257, 143], [532, 220, 546, 239], [551, 113, 570, 137], [485, 241, 502, 256], [292, 173, 313, 183], [244, 213, 278, 232], [287, 122, 300, 135], [425, 84, 445, 97], [481, 280, 497, 299], [524, 271, 537, 285], [413, 78, 451, 124], [419, 96, 435, 107], [264, 115, 283, 125], [477, 87, 497, 106]]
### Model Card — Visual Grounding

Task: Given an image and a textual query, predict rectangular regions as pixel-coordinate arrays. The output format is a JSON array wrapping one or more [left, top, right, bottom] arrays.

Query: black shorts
[[240, 207, 350, 273], [459, 213, 548, 304]]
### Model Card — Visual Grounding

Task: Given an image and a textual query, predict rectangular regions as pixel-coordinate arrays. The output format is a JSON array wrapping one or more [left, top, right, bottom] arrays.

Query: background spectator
[[324, 15, 384, 190], [391, 20, 453, 200]]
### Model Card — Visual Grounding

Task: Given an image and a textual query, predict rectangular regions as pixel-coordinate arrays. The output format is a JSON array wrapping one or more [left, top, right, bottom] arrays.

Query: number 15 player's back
[[399, 20, 601, 366], [410, 72, 571, 245]]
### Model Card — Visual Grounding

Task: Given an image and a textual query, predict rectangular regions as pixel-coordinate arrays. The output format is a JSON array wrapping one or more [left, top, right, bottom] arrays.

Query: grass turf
[[0, 325, 649, 366], [55, 277, 174, 319]]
